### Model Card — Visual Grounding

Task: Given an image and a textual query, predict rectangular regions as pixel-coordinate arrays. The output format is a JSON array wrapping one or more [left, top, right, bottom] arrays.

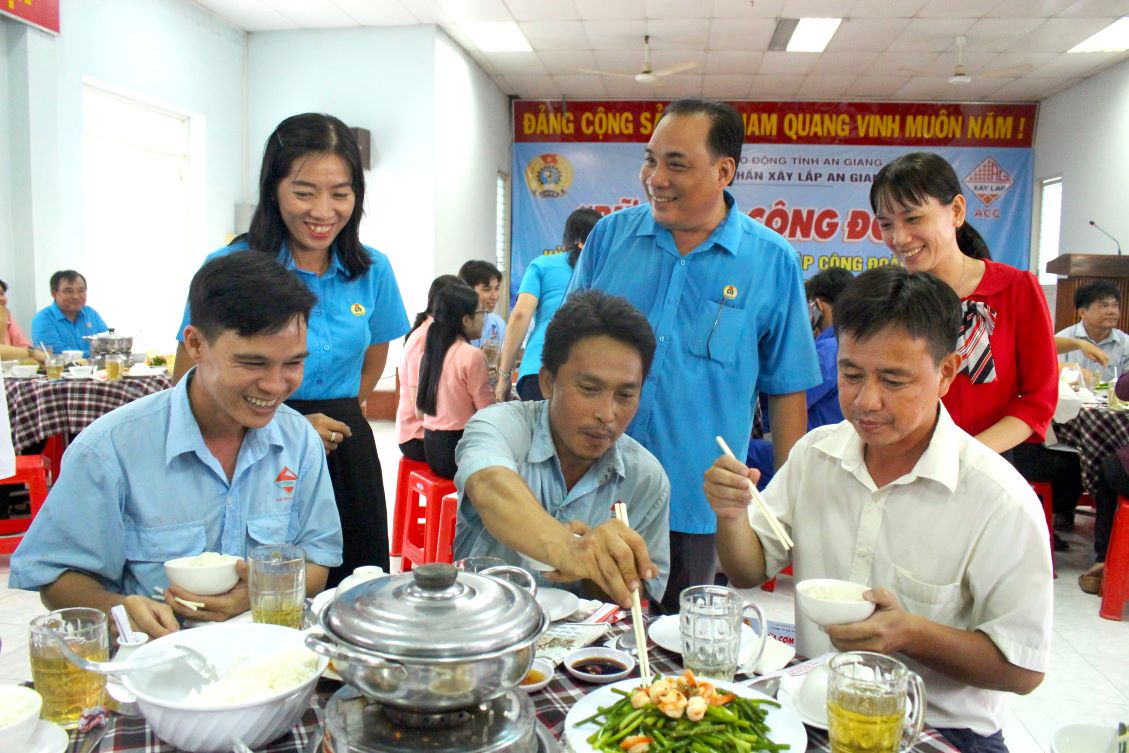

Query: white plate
[[27, 720, 68, 753], [780, 685, 828, 730], [62, 372, 93, 380], [647, 614, 764, 669], [536, 588, 581, 622], [564, 678, 808, 753]]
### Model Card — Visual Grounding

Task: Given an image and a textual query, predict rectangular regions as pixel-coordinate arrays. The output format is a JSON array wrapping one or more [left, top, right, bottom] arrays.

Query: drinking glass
[[827, 651, 925, 753], [249, 544, 306, 628], [104, 353, 126, 381], [679, 585, 767, 682], [454, 556, 508, 573], [29, 608, 109, 728], [45, 354, 65, 380]]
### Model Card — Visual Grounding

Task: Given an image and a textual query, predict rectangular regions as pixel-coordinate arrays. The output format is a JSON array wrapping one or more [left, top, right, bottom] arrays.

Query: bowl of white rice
[[122, 623, 327, 752], [0, 685, 43, 748], [795, 578, 876, 626], [164, 552, 242, 596]]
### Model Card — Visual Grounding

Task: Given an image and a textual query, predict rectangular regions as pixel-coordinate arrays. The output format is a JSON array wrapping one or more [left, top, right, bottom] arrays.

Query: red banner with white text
[[1, 0, 60, 34]]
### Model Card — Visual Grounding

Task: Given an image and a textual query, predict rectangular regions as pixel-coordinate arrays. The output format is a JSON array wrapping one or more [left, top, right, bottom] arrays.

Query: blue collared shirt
[[516, 253, 574, 381], [177, 242, 409, 400], [807, 326, 844, 429], [31, 302, 108, 357], [10, 369, 343, 599], [469, 312, 506, 350], [568, 192, 821, 533], [452, 401, 671, 600]]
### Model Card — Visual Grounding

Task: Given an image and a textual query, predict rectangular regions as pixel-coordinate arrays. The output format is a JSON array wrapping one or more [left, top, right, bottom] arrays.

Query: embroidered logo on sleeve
[[275, 467, 298, 496], [351, 303, 366, 316]]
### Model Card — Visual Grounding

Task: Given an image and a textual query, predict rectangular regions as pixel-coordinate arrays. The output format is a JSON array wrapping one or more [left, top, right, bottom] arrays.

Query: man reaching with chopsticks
[[704, 267, 1052, 753], [453, 290, 670, 609]]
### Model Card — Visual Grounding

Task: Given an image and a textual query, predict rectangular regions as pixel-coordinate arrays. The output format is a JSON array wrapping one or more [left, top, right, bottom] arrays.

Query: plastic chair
[[398, 468, 456, 572], [390, 456, 429, 557], [1100, 496, 1129, 621], [760, 564, 793, 593], [1029, 481, 1056, 569], [433, 492, 459, 565], [0, 455, 51, 555]]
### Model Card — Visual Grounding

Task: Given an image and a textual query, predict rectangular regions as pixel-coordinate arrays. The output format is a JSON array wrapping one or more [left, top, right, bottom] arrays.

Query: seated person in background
[[417, 284, 495, 479], [459, 259, 506, 359], [1079, 369, 1129, 595], [396, 275, 466, 462], [0, 277, 32, 349], [10, 252, 343, 637], [1055, 280, 1128, 382], [705, 267, 1051, 753], [453, 290, 670, 608], [746, 266, 855, 488], [30, 270, 108, 357]]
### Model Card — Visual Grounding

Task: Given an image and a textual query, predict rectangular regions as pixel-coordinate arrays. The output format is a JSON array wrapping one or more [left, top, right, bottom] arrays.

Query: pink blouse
[[421, 339, 494, 432], [395, 319, 430, 445], [7, 319, 30, 348]]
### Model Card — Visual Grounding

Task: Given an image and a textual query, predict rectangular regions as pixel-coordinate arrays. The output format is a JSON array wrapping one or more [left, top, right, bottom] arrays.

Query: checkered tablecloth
[[65, 623, 960, 753], [5, 374, 172, 450], [1053, 405, 1129, 492]]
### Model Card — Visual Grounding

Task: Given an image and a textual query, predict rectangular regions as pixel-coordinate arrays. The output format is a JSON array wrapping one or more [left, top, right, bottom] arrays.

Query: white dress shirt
[[751, 405, 1053, 735]]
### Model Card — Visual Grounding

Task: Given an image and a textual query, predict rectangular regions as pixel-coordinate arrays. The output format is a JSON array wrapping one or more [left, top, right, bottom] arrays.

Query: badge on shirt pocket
[[351, 303, 366, 316]]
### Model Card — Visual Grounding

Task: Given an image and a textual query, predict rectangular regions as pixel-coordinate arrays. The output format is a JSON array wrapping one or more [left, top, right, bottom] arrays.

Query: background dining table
[[61, 618, 961, 753], [1053, 403, 1129, 493], [4, 373, 172, 453]]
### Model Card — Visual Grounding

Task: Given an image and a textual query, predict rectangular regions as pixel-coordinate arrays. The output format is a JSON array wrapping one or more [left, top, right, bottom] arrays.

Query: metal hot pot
[[306, 563, 549, 711], [85, 328, 133, 356]]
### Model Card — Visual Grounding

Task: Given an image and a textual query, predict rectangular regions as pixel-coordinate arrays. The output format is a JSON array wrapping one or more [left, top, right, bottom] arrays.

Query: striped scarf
[[958, 300, 997, 384]]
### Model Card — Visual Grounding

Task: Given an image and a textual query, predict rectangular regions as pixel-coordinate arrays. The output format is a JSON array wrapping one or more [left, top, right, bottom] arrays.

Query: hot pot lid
[[322, 563, 544, 659]]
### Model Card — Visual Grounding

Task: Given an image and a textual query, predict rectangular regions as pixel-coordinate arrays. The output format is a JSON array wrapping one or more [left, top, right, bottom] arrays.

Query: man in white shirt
[[705, 267, 1052, 753], [1055, 280, 1129, 382]]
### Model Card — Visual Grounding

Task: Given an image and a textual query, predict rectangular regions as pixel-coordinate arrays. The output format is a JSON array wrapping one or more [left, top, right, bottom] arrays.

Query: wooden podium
[[1046, 254, 1129, 332]]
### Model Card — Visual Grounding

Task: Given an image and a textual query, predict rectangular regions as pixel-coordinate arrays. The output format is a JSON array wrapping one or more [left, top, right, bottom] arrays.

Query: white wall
[[1034, 57, 1129, 258], [0, 21, 16, 314]]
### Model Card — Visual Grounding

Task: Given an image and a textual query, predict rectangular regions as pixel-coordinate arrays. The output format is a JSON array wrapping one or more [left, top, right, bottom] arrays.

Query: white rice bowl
[[122, 623, 327, 752]]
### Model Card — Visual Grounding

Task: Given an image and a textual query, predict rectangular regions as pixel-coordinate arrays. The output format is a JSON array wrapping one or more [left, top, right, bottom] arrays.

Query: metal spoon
[[39, 628, 220, 682]]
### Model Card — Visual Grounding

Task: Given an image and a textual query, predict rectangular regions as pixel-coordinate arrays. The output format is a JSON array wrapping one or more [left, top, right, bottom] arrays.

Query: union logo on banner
[[275, 467, 298, 497], [524, 153, 573, 198], [963, 157, 1014, 207]]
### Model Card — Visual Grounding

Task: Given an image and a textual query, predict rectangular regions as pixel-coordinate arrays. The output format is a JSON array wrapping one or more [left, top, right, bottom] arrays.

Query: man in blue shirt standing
[[30, 270, 108, 357], [11, 252, 343, 637], [568, 98, 821, 612], [453, 290, 670, 608]]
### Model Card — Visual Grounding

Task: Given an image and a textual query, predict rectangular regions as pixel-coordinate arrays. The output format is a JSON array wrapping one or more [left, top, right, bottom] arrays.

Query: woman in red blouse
[[869, 152, 1057, 453]]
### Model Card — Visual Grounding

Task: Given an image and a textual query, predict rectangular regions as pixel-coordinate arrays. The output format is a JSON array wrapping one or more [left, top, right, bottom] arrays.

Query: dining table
[[60, 617, 961, 753], [4, 372, 172, 452], [1053, 401, 1129, 493]]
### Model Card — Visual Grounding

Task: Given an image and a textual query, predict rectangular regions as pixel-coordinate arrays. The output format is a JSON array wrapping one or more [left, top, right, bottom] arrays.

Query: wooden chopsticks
[[612, 501, 652, 684], [714, 436, 794, 550], [152, 586, 205, 611]]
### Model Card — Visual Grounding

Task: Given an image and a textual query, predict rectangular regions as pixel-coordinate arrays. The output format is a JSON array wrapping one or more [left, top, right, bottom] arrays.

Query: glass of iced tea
[[827, 652, 925, 753], [249, 544, 306, 628], [29, 608, 109, 728]]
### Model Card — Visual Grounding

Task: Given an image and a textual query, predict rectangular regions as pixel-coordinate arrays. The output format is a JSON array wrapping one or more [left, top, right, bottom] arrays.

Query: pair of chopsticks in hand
[[715, 436, 794, 550], [152, 586, 205, 611], [612, 501, 652, 684]]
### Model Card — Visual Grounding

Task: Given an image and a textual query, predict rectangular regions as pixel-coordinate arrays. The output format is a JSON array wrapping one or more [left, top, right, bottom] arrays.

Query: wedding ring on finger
[[329, 431, 337, 443]]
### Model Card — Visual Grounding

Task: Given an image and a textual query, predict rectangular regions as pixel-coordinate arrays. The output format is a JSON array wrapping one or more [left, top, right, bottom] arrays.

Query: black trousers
[[286, 397, 388, 587], [399, 438, 425, 462], [516, 374, 543, 402], [423, 428, 464, 480], [1091, 453, 1129, 562], [1008, 443, 1083, 516], [657, 531, 717, 614]]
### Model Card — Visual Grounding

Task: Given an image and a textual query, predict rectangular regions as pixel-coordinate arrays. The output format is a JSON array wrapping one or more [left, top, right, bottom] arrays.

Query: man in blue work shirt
[[30, 270, 108, 357], [11, 252, 343, 637], [568, 98, 821, 612], [453, 290, 670, 608]]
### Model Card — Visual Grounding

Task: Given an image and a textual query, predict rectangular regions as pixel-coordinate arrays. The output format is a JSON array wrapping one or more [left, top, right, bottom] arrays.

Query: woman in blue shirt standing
[[173, 113, 408, 585]]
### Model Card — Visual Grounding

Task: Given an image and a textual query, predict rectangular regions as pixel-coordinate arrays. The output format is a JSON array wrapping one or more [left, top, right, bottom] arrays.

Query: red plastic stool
[[433, 493, 459, 565], [398, 469, 456, 572], [390, 456, 429, 557], [761, 565, 793, 593], [1030, 481, 1055, 567], [0, 455, 51, 555], [1100, 496, 1129, 621]]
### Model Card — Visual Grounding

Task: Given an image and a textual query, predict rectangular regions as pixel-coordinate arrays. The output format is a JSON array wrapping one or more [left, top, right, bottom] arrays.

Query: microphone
[[1090, 220, 1122, 256]]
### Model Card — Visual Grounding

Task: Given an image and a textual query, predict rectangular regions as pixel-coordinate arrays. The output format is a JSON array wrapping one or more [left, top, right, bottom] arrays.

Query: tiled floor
[[1, 419, 1123, 751]]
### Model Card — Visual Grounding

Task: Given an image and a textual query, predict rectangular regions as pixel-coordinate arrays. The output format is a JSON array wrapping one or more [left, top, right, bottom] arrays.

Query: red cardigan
[[942, 259, 1058, 443]]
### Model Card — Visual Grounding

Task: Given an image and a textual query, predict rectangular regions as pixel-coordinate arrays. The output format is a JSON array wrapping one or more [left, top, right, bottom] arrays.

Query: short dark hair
[[835, 267, 961, 365], [806, 268, 854, 306], [188, 250, 316, 343], [1075, 280, 1120, 309], [869, 152, 962, 217], [49, 270, 86, 293], [663, 98, 743, 176], [458, 260, 502, 288], [542, 290, 656, 379], [0, 279, 7, 294], [563, 208, 603, 267], [244, 113, 370, 280]]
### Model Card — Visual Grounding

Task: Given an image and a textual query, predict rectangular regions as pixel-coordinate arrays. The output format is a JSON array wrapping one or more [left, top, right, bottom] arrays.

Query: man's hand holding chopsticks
[[544, 519, 657, 609], [704, 453, 762, 520]]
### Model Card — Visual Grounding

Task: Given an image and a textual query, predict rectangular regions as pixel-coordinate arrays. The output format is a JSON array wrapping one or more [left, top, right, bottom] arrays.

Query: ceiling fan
[[948, 35, 1033, 85], [580, 35, 699, 85]]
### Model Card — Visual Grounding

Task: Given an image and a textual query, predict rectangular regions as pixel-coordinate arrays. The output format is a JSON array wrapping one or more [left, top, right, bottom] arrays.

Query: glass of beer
[[29, 608, 109, 728], [679, 585, 767, 681], [828, 651, 925, 753], [104, 353, 126, 381], [249, 544, 306, 628], [45, 354, 66, 380]]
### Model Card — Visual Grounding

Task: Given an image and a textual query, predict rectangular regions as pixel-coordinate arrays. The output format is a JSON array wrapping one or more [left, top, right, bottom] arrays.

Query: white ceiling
[[189, 0, 1129, 102]]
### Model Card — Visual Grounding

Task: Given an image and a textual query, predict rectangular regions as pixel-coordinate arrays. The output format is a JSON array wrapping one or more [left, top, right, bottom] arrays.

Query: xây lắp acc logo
[[963, 157, 1013, 207], [275, 467, 297, 497], [524, 153, 573, 198]]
